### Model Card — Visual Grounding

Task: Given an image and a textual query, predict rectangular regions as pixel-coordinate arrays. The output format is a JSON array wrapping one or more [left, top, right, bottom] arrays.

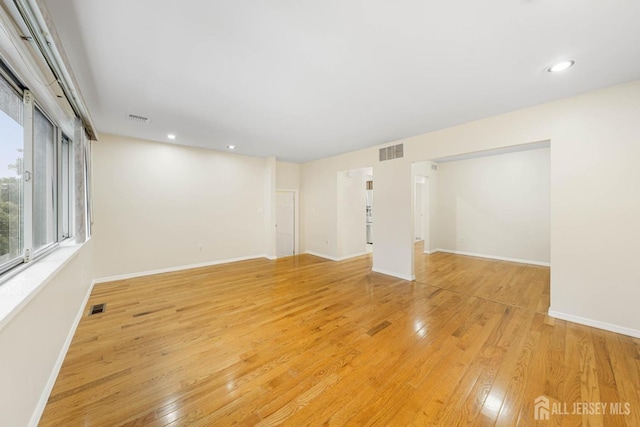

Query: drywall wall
[[300, 79, 640, 336], [435, 148, 550, 264], [300, 148, 378, 258], [337, 168, 369, 258], [276, 161, 300, 190], [371, 157, 415, 280], [92, 134, 271, 278], [546, 84, 640, 336], [0, 241, 94, 427]]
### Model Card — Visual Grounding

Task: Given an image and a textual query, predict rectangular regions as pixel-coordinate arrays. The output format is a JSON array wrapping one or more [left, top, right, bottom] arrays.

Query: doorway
[[411, 141, 551, 280], [276, 190, 295, 257], [414, 175, 429, 245], [337, 167, 373, 259]]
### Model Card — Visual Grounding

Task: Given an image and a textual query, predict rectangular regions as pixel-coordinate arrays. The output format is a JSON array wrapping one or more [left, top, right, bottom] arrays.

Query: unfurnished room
[[0, 1, 639, 426]]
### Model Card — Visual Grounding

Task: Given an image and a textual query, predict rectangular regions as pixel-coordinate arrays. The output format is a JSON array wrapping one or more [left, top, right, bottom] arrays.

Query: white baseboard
[[371, 267, 415, 281], [29, 278, 97, 427], [304, 251, 370, 262], [548, 310, 640, 339], [304, 251, 340, 261], [93, 254, 270, 284], [305, 252, 413, 280], [336, 251, 369, 261], [431, 249, 550, 267]]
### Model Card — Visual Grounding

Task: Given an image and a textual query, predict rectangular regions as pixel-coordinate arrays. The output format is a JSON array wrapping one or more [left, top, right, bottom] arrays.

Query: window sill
[[0, 239, 87, 331]]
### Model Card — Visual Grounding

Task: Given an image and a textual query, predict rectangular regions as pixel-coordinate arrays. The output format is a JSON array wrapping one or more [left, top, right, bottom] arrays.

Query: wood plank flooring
[[40, 244, 640, 426]]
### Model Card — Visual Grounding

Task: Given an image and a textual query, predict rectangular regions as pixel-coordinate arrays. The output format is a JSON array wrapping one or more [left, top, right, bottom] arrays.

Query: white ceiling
[[43, 0, 640, 163]]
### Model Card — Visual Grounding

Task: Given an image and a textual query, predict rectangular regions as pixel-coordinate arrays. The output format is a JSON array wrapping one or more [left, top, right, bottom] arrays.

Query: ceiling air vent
[[128, 114, 150, 124], [379, 143, 404, 162]]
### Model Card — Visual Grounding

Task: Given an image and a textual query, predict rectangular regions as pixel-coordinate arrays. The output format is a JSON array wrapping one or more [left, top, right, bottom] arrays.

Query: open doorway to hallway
[[337, 167, 373, 259], [411, 162, 438, 255]]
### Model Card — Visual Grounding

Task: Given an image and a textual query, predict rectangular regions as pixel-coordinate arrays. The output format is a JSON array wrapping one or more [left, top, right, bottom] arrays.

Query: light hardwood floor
[[40, 244, 640, 426]]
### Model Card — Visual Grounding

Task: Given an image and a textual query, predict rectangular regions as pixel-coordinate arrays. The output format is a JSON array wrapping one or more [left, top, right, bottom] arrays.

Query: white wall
[[300, 148, 379, 258], [435, 148, 550, 264], [337, 168, 369, 258], [0, 241, 94, 427], [276, 161, 300, 190], [372, 157, 415, 280], [92, 134, 272, 278], [300, 79, 640, 336]]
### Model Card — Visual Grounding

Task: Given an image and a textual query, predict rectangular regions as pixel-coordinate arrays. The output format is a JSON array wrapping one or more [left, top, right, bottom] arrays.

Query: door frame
[[413, 175, 430, 253], [415, 181, 424, 241], [276, 189, 299, 257]]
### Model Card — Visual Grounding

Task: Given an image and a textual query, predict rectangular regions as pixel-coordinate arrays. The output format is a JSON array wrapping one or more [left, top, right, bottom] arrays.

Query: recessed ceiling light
[[227, 145, 235, 150], [547, 60, 575, 73], [167, 134, 176, 140]]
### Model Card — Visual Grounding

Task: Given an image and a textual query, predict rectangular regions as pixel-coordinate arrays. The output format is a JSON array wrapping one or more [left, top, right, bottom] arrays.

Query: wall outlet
[[460, 237, 465, 243], [198, 244, 203, 252], [325, 240, 329, 245]]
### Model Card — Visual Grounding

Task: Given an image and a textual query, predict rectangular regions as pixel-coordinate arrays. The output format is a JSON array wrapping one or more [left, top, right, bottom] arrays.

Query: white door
[[276, 191, 295, 257]]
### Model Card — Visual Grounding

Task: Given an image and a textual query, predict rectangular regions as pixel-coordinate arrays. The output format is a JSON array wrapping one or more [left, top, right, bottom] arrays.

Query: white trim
[[304, 251, 340, 261], [548, 310, 640, 339], [29, 278, 96, 427], [304, 251, 370, 262], [431, 249, 550, 267], [335, 251, 369, 261], [93, 255, 271, 284], [371, 267, 415, 281]]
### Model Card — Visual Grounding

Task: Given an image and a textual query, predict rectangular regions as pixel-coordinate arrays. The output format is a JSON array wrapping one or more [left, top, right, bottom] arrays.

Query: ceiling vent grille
[[379, 143, 404, 162], [128, 114, 150, 124]]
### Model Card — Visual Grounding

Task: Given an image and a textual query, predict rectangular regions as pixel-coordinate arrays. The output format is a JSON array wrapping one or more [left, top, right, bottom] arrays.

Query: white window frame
[[0, 84, 74, 279], [57, 133, 72, 241]]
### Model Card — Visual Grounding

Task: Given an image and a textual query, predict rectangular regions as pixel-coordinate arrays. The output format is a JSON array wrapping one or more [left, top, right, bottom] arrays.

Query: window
[[33, 107, 57, 253], [0, 70, 73, 277], [59, 135, 71, 239], [0, 76, 24, 273]]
